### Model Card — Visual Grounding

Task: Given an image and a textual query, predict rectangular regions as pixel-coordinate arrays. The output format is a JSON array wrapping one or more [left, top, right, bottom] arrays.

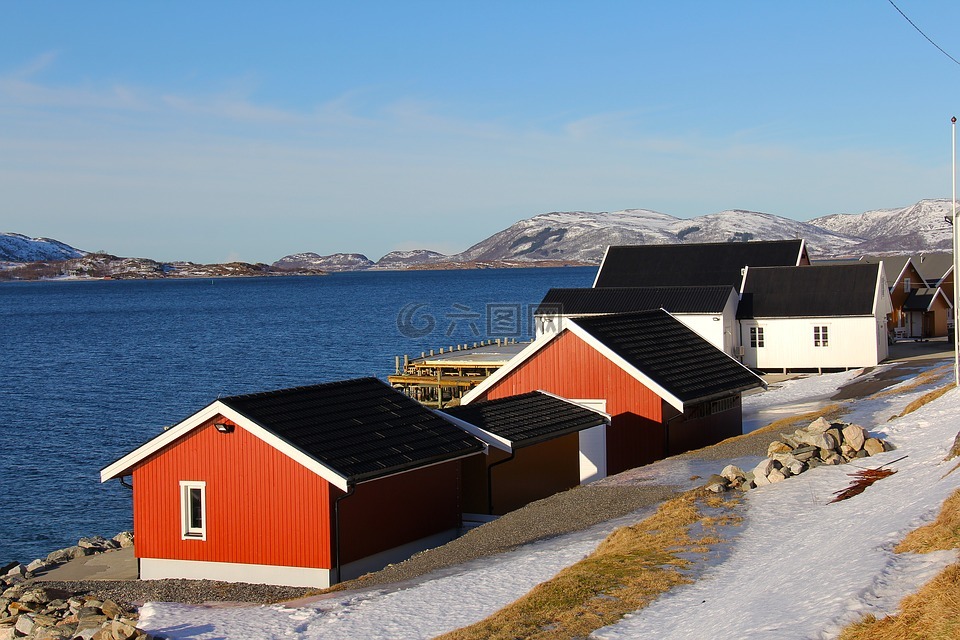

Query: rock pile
[[705, 417, 894, 493], [0, 533, 154, 640], [0, 586, 149, 640]]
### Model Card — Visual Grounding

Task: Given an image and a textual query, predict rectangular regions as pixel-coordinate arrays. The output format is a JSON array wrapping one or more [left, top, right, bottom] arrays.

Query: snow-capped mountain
[[0, 233, 86, 262], [272, 252, 375, 272], [371, 249, 447, 270], [808, 198, 953, 254], [451, 208, 861, 264]]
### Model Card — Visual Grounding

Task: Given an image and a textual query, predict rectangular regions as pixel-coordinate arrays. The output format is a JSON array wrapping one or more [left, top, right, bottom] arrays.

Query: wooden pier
[[389, 339, 528, 408]]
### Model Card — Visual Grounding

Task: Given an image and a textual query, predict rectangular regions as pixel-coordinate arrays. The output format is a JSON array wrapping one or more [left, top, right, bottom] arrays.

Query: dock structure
[[389, 339, 527, 408]]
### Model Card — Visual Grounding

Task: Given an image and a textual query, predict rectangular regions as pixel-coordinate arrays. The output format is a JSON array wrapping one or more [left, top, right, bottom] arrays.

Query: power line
[[887, 0, 960, 67]]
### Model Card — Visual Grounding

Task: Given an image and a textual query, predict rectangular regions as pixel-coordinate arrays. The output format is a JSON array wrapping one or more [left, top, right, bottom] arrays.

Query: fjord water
[[0, 267, 595, 565]]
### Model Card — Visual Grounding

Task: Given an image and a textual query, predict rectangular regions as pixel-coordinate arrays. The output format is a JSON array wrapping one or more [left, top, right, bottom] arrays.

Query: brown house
[[441, 391, 610, 516]]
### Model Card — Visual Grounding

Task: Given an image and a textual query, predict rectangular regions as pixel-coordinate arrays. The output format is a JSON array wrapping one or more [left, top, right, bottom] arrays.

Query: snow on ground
[[140, 358, 960, 640], [140, 507, 657, 640]]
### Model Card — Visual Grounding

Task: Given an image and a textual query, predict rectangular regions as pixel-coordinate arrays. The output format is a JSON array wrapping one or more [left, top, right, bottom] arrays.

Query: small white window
[[814, 326, 829, 347], [904, 278, 911, 293], [180, 481, 206, 540], [750, 326, 764, 348]]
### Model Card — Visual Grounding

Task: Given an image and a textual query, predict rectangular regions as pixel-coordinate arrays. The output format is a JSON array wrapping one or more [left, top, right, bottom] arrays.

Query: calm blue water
[[0, 267, 595, 564]]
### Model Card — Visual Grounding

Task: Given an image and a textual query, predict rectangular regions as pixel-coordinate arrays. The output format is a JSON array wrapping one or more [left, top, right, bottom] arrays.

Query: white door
[[572, 399, 607, 484]]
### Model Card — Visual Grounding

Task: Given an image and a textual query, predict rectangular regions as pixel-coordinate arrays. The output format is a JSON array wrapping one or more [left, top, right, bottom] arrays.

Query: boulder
[[705, 474, 730, 493], [112, 532, 134, 549], [807, 416, 833, 433], [15, 614, 36, 636], [825, 428, 843, 448], [779, 433, 801, 448], [864, 438, 885, 456], [26, 559, 49, 573], [768, 469, 787, 483], [2, 566, 24, 581], [787, 459, 806, 476], [45, 546, 90, 564], [753, 458, 776, 479], [99, 600, 122, 620], [767, 441, 793, 456], [35, 626, 74, 640], [110, 618, 140, 640], [790, 445, 818, 461], [800, 431, 837, 451], [822, 453, 844, 465], [720, 465, 746, 482], [842, 424, 867, 451], [78, 537, 108, 550]]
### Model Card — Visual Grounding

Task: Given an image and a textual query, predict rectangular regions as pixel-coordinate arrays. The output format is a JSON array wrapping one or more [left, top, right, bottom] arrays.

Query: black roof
[[594, 240, 805, 288], [535, 286, 733, 316], [738, 264, 880, 318], [442, 391, 607, 448], [574, 311, 763, 404], [902, 287, 943, 311], [219, 378, 484, 484]]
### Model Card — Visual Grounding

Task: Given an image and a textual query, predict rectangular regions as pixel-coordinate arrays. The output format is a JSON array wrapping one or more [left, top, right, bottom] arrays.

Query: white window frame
[[179, 481, 207, 540], [750, 326, 764, 348], [904, 278, 911, 293], [813, 325, 829, 348]]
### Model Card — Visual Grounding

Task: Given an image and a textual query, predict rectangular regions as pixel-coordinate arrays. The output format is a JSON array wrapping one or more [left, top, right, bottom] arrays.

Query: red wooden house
[[100, 378, 485, 588], [460, 310, 765, 476]]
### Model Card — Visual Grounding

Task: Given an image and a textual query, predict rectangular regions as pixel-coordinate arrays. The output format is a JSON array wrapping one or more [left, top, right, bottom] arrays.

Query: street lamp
[[953, 116, 959, 387]]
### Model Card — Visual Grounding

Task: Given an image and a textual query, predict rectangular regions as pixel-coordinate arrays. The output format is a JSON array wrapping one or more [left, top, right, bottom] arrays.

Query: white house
[[737, 263, 892, 372], [533, 286, 741, 356]]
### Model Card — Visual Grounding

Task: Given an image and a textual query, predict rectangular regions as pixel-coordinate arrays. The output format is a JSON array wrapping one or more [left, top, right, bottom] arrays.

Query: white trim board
[[100, 400, 354, 492], [139, 557, 332, 589]]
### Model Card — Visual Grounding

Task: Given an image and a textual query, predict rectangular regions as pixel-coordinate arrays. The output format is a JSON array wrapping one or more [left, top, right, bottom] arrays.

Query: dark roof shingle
[[573, 311, 763, 404], [443, 391, 607, 448], [594, 240, 804, 288], [220, 378, 484, 484], [738, 264, 880, 318], [535, 286, 733, 316]]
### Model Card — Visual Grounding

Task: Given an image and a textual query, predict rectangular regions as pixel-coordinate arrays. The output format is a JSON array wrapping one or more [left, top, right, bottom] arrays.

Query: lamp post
[[953, 116, 959, 387]]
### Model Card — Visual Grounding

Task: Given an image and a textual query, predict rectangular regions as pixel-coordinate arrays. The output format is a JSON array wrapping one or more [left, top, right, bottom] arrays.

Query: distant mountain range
[[3, 198, 955, 277], [271, 198, 956, 271], [0, 233, 86, 263]]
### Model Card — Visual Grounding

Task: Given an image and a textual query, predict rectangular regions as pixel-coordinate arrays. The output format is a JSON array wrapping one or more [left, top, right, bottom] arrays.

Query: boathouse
[[100, 377, 486, 588], [460, 310, 765, 476]]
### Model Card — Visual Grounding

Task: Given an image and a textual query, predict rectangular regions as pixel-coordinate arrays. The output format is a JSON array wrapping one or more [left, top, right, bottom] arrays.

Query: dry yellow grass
[[749, 402, 849, 436], [838, 563, 960, 640], [896, 489, 960, 554], [839, 488, 960, 639], [890, 383, 955, 421], [436, 489, 740, 640], [872, 365, 952, 400], [677, 403, 849, 459]]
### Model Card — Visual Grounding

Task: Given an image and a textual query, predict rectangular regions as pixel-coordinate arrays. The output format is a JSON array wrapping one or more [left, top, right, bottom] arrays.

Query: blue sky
[[3, 1, 960, 263]]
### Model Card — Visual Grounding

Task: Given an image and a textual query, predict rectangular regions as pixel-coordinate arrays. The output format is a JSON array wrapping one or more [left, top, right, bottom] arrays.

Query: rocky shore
[[1, 533, 151, 640]]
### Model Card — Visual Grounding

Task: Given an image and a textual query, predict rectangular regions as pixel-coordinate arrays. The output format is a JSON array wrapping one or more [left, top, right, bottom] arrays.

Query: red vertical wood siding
[[132, 417, 333, 569], [478, 331, 666, 474], [336, 460, 462, 564]]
